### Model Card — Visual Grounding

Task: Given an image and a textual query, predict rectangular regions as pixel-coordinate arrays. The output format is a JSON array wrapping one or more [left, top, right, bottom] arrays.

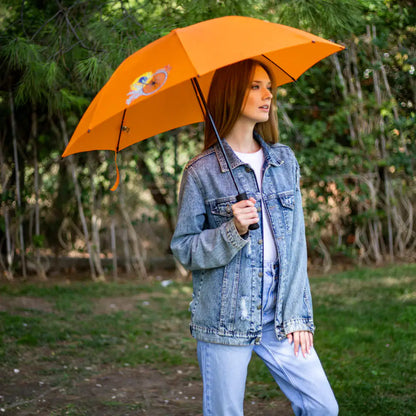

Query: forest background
[[0, 0, 415, 282]]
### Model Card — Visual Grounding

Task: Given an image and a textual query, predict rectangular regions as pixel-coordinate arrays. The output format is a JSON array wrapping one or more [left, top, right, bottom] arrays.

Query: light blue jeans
[[197, 262, 338, 416]]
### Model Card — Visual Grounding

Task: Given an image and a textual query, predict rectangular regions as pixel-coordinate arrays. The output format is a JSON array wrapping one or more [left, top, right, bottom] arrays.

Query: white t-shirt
[[234, 148, 278, 263]]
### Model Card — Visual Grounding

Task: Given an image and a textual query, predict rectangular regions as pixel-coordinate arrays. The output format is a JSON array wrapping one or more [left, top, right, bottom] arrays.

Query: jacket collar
[[213, 132, 283, 173]]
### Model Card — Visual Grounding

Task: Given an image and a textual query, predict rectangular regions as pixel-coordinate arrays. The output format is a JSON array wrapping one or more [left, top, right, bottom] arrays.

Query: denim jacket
[[170, 134, 314, 345]]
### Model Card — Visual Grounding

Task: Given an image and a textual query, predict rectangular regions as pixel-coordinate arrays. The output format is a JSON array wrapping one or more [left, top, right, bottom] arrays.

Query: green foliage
[[75, 57, 112, 90], [0, 0, 414, 276], [266, 0, 364, 36], [32, 234, 45, 248], [2, 36, 42, 71], [275, 0, 416, 263]]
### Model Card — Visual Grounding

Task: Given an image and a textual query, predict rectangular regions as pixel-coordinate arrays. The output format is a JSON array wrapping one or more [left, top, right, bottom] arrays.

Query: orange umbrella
[[62, 15, 344, 190]]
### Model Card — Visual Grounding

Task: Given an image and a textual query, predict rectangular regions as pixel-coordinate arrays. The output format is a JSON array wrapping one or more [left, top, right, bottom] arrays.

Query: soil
[[0, 294, 293, 416]]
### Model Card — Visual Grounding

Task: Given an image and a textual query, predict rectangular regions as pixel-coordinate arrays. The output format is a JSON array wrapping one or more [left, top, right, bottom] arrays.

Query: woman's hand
[[287, 331, 313, 358], [232, 197, 259, 235]]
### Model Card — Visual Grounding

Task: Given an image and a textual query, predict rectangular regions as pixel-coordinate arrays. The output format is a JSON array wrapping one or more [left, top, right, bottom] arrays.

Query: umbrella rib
[[190, 78, 206, 118], [261, 54, 296, 83], [108, 109, 127, 191], [116, 109, 127, 153]]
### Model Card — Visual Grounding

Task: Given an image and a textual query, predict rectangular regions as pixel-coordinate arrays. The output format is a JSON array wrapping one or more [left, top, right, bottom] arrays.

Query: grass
[[247, 263, 416, 414], [0, 263, 415, 415], [313, 264, 416, 414]]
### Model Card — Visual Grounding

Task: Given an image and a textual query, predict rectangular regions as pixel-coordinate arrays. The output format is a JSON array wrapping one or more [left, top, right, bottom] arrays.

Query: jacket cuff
[[224, 219, 249, 250], [284, 318, 315, 335]]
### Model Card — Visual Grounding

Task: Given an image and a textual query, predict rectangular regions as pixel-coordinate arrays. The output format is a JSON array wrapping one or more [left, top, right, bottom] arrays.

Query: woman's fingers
[[300, 331, 310, 357], [232, 198, 259, 234], [287, 331, 314, 357], [308, 331, 314, 350]]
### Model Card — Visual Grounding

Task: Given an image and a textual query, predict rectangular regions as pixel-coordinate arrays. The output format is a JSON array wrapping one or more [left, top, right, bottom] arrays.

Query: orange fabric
[[62, 16, 344, 161]]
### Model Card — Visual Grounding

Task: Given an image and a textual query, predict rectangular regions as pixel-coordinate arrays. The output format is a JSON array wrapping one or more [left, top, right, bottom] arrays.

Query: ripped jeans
[[196, 262, 338, 416], [262, 260, 279, 325]]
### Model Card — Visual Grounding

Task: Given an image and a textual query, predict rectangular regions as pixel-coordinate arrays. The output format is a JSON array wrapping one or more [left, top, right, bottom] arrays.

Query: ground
[[0, 293, 293, 415]]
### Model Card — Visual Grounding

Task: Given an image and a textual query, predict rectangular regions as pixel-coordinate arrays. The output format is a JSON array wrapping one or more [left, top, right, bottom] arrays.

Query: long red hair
[[204, 59, 279, 150]]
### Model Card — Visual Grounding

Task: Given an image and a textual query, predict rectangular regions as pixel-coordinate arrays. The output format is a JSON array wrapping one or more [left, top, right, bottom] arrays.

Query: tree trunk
[[118, 183, 147, 279], [111, 217, 118, 281], [0, 135, 13, 280], [91, 214, 105, 280], [122, 227, 132, 274], [58, 113, 97, 280], [88, 154, 105, 280], [136, 154, 175, 235], [31, 106, 47, 280], [370, 25, 394, 262], [331, 52, 359, 145], [9, 83, 27, 277]]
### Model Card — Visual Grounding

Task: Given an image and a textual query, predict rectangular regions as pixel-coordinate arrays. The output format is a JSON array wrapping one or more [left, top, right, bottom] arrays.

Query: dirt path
[[0, 294, 293, 415], [2, 361, 292, 415]]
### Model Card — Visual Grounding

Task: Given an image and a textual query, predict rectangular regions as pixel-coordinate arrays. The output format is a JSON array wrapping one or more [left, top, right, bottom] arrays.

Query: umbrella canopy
[[62, 15, 344, 158]]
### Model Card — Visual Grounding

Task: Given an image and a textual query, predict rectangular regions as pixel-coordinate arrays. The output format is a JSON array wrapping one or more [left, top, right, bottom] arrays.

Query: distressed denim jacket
[[170, 134, 314, 345]]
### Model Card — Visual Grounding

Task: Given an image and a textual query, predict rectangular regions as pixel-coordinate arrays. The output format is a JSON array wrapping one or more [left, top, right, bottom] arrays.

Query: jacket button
[[258, 239, 263, 245], [254, 337, 261, 344], [245, 166, 251, 173], [257, 304, 262, 310], [257, 206, 261, 212], [258, 272, 263, 277]]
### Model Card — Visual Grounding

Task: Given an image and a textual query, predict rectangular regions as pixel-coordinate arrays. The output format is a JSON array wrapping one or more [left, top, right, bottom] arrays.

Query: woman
[[170, 59, 338, 416]]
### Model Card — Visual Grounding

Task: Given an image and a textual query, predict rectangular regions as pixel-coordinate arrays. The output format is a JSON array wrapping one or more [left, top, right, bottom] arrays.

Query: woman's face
[[239, 65, 272, 124]]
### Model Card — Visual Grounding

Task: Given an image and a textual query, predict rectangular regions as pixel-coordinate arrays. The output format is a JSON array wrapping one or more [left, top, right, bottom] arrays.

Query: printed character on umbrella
[[170, 59, 339, 415]]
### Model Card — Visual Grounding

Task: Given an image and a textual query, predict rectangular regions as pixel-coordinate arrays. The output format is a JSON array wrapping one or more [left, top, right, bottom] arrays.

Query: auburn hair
[[204, 59, 279, 150]]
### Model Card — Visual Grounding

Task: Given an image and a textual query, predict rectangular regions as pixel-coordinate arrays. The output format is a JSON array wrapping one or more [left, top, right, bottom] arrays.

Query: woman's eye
[[251, 84, 259, 90]]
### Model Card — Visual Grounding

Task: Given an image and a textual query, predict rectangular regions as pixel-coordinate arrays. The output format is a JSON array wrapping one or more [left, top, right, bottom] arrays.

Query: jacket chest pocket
[[207, 196, 237, 228], [277, 190, 295, 234]]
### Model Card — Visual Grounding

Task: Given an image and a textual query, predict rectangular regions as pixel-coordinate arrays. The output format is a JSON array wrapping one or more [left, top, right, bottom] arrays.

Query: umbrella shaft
[[191, 78, 259, 231], [191, 77, 242, 195]]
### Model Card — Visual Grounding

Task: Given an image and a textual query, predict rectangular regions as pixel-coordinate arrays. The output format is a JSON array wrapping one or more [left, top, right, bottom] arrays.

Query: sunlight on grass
[[310, 264, 416, 416]]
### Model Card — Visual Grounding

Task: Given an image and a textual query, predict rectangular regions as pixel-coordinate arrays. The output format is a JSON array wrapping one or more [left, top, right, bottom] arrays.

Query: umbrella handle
[[236, 192, 260, 230]]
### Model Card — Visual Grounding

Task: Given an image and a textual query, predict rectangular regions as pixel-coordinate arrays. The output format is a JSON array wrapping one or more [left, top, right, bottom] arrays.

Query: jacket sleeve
[[282, 158, 315, 335], [170, 165, 249, 271]]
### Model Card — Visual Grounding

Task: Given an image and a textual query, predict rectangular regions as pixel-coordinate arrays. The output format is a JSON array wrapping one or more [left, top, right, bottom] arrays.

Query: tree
[[278, 0, 416, 267], [0, 0, 414, 280]]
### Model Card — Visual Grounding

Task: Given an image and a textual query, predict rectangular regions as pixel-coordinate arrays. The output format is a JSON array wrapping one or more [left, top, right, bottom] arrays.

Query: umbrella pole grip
[[236, 192, 260, 230]]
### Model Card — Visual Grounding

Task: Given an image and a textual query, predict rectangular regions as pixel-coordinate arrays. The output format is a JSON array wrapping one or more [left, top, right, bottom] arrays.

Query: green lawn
[[0, 263, 415, 415]]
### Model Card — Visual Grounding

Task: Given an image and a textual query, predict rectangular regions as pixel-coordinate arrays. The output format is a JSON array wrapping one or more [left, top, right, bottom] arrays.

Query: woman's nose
[[263, 88, 272, 99]]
